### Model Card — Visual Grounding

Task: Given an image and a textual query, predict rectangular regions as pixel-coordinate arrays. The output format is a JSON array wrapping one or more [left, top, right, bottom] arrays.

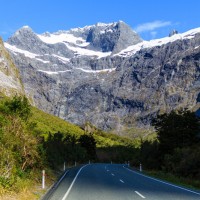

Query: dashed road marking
[[135, 191, 145, 198], [119, 179, 124, 183], [111, 173, 115, 176]]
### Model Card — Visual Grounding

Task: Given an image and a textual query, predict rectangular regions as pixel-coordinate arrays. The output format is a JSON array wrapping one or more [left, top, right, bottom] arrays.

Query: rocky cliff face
[[4, 21, 200, 132], [0, 37, 24, 96]]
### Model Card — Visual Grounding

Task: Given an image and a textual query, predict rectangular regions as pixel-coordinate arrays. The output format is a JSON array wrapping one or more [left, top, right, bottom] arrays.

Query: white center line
[[107, 170, 109, 172], [119, 179, 124, 183], [111, 173, 115, 176], [135, 191, 145, 199]]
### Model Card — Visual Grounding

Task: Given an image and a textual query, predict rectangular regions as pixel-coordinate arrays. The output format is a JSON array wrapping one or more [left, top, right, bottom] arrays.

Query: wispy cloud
[[0, 31, 8, 35], [150, 31, 157, 39], [135, 20, 172, 33]]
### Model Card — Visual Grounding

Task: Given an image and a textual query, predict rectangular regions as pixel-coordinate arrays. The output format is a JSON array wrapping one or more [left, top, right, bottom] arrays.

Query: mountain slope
[[4, 22, 200, 132], [0, 37, 24, 96]]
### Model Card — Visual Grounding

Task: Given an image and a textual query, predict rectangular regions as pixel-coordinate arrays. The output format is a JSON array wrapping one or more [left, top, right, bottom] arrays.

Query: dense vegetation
[[0, 96, 41, 190], [140, 109, 200, 181], [0, 95, 138, 196]]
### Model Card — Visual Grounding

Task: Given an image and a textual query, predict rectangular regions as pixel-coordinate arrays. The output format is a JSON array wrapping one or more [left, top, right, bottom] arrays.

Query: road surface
[[43, 164, 200, 200]]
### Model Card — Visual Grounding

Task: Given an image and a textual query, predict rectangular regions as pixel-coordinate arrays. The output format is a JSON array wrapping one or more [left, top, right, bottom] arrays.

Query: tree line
[[140, 109, 200, 179]]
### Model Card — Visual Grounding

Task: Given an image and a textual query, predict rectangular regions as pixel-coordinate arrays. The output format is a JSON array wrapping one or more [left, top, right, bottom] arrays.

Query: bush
[[164, 147, 200, 178]]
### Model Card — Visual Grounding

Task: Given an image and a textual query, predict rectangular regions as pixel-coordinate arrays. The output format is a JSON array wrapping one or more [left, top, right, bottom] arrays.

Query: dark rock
[[169, 29, 178, 37]]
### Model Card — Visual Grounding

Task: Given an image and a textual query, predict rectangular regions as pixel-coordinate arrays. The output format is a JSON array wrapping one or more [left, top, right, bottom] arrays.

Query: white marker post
[[89, 160, 90, 164], [42, 170, 45, 189], [128, 161, 130, 167], [64, 162, 66, 171], [75, 161, 76, 167], [140, 163, 142, 172]]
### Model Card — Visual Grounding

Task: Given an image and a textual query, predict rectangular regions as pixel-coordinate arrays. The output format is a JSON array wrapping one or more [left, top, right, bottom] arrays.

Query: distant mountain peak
[[52, 21, 131, 36], [15, 25, 33, 34], [96, 22, 116, 27], [12, 21, 142, 54], [85, 21, 142, 53], [22, 25, 31, 29], [12, 25, 35, 40]]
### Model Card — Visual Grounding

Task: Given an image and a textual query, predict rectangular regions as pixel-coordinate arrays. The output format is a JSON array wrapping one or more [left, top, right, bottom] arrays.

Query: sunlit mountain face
[[4, 22, 200, 132]]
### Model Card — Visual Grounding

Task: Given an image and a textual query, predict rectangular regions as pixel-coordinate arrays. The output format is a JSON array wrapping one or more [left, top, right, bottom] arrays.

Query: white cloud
[[135, 20, 172, 33], [150, 31, 157, 39]]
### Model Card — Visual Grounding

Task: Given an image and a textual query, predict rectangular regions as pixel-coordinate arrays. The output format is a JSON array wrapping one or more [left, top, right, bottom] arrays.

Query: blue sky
[[0, 0, 200, 41]]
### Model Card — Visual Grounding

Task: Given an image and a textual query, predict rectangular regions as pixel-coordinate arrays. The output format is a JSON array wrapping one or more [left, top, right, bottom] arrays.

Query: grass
[[0, 169, 56, 200], [31, 106, 84, 138], [31, 106, 137, 148], [143, 170, 200, 191]]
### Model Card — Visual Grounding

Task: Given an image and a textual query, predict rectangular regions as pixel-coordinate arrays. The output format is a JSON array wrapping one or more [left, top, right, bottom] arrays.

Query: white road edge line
[[54, 170, 69, 188], [119, 179, 124, 183], [45, 169, 69, 196], [123, 166, 200, 196], [135, 191, 145, 198], [61, 164, 89, 200], [111, 173, 115, 176]]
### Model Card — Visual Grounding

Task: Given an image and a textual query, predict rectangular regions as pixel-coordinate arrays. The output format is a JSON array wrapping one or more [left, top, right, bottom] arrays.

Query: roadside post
[[140, 163, 142, 172], [64, 162, 66, 171], [42, 170, 45, 189]]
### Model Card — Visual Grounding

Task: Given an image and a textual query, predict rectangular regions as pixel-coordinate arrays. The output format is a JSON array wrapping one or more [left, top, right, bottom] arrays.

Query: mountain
[[4, 21, 200, 132], [0, 37, 24, 96]]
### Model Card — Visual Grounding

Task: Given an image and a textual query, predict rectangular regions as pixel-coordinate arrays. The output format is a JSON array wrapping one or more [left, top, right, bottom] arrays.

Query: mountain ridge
[[4, 22, 200, 132]]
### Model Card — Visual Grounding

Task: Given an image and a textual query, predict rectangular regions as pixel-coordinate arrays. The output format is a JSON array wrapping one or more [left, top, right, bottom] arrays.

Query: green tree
[[44, 132, 88, 168], [79, 134, 96, 160], [152, 109, 200, 155], [140, 140, 160, 169], [3, 95, 31, 121]]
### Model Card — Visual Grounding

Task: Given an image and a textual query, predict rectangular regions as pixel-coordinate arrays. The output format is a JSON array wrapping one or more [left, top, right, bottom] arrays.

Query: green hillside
[[30, 106, 136, 147], [30, 106, 84, 138]]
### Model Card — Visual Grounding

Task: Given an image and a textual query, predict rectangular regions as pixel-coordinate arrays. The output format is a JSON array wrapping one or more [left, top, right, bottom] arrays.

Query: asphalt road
[[43, 164, 200, 200]]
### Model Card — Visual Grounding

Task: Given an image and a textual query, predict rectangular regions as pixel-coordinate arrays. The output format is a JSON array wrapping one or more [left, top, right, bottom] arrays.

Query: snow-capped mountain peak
[[116, 27, 200, 57]]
